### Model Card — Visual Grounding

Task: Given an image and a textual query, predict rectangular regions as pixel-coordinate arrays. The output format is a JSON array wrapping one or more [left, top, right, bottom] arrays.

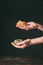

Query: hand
[[16, 21, 38, 31], [11, 39, 31, 49]]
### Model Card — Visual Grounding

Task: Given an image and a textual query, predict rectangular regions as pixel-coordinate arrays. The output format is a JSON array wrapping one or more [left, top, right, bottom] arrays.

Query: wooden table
[[0, 57, 43, 65]]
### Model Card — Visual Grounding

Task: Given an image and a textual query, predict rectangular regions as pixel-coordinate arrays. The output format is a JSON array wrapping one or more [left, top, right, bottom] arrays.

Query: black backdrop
[[0, 0, 43, 57]]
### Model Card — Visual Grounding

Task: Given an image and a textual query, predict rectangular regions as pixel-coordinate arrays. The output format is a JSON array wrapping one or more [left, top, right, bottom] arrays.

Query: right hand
[[11, 39, 31, 49], [16, 21, 38, 31]]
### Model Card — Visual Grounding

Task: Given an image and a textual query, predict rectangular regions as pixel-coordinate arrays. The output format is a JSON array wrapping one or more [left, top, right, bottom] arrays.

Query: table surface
[[0, 57, 43, 65]]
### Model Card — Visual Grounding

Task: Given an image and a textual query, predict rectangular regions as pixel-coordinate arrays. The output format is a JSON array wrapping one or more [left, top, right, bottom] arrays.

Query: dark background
[[0, 0, 43, 57]]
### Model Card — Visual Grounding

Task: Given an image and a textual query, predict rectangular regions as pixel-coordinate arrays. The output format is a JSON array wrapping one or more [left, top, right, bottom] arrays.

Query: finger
[[19, 26, 29, 31], [16, 25, 28, 31], [27, 22, 34, 24], [11, 42, 21, 48], [13, 44, 27, 49], [18, 26, 26, 29], [26, 25, 32, 30], [19, 44, 27, 49], [13, 45, 22, 48], [27, 22, 31, 25], [21, 44, 27, 49], [11, 42, 27, 49], [16, 25, 25, 29], [17, 39, 30, 46]]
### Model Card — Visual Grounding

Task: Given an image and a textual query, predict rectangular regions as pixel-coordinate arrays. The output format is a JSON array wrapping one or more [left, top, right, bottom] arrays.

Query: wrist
[[36, 23, 40, 28], [30, 39, 35, 45], [27, 39, 34, 46], [25, 39, 32, 46], [30, 38, 38, 45], [36, 23, 43, 31]]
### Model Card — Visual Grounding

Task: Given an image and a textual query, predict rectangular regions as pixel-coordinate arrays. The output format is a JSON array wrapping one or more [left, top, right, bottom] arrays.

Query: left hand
[[16, 21, 37, 31], [11, 39, 31, 49]]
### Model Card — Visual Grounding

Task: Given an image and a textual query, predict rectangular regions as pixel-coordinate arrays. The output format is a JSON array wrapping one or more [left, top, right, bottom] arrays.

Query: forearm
[[36, 23, 43, 31], [31, 36, 43, 45]]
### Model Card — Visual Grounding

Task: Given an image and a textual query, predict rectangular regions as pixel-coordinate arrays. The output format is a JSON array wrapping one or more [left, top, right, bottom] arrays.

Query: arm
[[30, 36, 43, 45]]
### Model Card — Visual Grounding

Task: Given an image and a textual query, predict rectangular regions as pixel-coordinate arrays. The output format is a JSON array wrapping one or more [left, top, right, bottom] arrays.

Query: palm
[[11, 39, 30, 49]]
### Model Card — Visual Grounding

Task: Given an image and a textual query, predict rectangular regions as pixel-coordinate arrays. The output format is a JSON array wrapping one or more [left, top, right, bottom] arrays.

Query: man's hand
[[11, 39, 31, 49], [16, 21, 37, 31]]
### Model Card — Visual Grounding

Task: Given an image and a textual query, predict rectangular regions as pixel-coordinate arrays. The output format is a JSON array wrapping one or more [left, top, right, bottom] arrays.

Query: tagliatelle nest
[[16, 20, 27, 27], [11, 39, 22, 45]]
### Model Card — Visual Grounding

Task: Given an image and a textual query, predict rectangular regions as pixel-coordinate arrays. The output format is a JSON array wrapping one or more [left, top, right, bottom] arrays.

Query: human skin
[[11, 36, 43, 49], [11, 21, 43, 49], [31, 36, 43, 45], [16, 21, 43, 31]]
